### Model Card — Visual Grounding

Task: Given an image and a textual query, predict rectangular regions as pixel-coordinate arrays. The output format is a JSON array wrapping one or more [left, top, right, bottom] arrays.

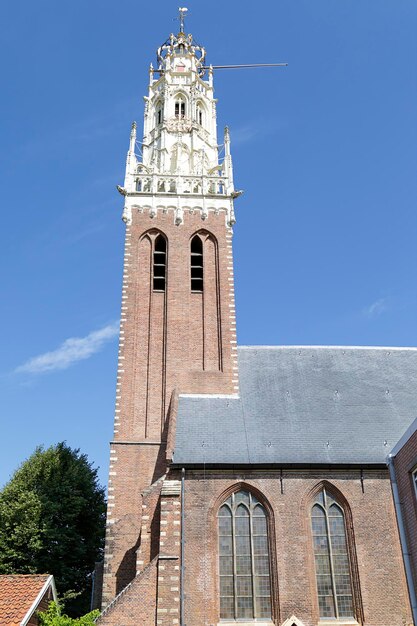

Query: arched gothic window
[[311, 488, 354, 619], [196, 102, 204, 126], [156, 103, 163, 126], [153, 234, 167, 292], [218, 490, 272, 620], [175, 95, 186, 119], [190, 235, 203, 292]]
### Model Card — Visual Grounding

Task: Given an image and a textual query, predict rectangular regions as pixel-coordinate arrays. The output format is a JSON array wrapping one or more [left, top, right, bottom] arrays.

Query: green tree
[[0, 443, 106, 616], [38, 601, 99, 626]]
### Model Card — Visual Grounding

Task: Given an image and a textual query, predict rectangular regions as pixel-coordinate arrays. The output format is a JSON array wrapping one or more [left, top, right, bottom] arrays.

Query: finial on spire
[[178, 7, 188, 33]]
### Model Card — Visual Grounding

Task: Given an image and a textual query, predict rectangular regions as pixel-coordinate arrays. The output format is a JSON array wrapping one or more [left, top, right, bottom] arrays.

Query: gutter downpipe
[[388, 454, 417, 625], [180, 467, 185, 626]]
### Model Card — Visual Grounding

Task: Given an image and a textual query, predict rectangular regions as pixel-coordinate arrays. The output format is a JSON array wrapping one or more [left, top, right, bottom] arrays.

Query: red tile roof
[[0, 575, 52, 626]]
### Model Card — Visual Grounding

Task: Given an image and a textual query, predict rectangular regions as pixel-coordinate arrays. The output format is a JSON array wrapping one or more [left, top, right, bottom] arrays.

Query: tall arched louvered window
[[190, 235, 203, 292], [311, 488, 354, 619], [153, 234, 167, 291], [218, 490, 272, 620]]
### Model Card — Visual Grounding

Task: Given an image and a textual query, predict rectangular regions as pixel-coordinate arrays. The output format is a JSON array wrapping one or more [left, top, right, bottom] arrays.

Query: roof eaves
[[21, 575, 57, 626], [170, 461, 388, 470], [390, 416, 417, 458]]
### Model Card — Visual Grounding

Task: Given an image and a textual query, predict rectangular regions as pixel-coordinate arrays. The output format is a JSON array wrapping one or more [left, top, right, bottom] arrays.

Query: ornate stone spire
[[120, 11, 237, 227]]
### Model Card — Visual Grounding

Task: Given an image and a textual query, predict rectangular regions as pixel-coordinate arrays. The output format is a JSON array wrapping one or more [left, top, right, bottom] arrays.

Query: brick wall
[[181, 469, 412, 626], [155, 480, 182, 626], [102, 208, 237, 606], [393, 428, 417, 598], [97, 557, 159, 626]]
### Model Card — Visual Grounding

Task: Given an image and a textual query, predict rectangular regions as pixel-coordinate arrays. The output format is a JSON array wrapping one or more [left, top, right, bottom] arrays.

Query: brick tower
[[101, 14, 239, 608]]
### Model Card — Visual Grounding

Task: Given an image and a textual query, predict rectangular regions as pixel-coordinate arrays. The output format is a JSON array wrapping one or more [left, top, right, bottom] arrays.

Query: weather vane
[[178, 7, 188, 33], [162, 7, 287, 75]]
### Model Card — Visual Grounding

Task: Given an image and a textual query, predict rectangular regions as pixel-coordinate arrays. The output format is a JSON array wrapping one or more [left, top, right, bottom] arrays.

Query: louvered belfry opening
[[153, 234, 167, 291], [191, 235, 203, 292]]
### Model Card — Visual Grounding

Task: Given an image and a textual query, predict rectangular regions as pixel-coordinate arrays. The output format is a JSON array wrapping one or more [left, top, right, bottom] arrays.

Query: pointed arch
[[174, 91, 188, 119], [190, 234, 203, 292], [155, 98, 164, 126], [139, 229, 168, 292], [195, 99, 206, 126], [213, 483, 279, 623], [307, 481, 363, 624]]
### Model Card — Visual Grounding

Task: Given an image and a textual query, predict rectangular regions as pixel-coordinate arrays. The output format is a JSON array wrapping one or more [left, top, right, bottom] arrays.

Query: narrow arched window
[[218, 490, 272, 620], [196, 103, 204, 126], [175, 95, 186, 119], [190, 235, 203, 292], [156, 104, 163, 126], [153, 234, 166, 291], [311, 488, 354, 619]]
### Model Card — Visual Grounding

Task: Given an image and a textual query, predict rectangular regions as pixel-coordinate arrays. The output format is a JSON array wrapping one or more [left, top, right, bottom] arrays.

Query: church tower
[[101, 15, 239, 606]]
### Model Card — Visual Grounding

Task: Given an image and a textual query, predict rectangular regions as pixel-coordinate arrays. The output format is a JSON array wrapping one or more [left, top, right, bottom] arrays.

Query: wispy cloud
[[15, 322, 119, 375], [231, 124, 259, 146], [362, 298, 388, 319], [230, 117, 286, 147]]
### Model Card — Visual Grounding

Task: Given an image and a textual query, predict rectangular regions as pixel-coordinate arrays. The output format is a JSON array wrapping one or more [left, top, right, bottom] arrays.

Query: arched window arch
[[155, 101, 163, 126], [311, 488, 354, 619], [196, 101, 204, 126], [218, 490, 272, 620], [175, 94, 186, 119], [190, 235, 203, 292], [153, 234, 167, 291]]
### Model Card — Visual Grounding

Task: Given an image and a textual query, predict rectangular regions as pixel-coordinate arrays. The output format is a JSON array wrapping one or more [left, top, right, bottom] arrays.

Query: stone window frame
[[306, 481, 364, 626], [212, 482, 279, 625], [195, 100, 206, 127], [155, 100, 164, 126], [174, 93, 187, 119]]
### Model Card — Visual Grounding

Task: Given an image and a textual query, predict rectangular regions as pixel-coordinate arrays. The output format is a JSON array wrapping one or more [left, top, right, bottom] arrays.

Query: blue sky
[[1, 0, 416, 489]]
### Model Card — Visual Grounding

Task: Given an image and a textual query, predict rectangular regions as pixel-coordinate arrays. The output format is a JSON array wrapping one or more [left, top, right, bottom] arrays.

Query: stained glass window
[[218, 490, 272, 620], [311, 488, 354, 619]]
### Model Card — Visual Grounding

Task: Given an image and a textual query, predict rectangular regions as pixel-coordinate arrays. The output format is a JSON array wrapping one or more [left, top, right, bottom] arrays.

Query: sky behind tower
[[0, 0, 416, 488]]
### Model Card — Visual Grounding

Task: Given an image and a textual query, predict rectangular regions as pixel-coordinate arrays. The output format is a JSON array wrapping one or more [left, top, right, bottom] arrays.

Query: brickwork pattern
[[102, 208, 237, 606], [393, 429, 417, 597], [181, 470, 412, 626], [156, 481, 182, 626], [97, 557, 158, 626]]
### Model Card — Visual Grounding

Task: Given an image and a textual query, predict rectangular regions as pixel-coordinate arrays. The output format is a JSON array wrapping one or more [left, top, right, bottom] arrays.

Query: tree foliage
[[38, 602, 99, 626], [0, 443, 106, 616]]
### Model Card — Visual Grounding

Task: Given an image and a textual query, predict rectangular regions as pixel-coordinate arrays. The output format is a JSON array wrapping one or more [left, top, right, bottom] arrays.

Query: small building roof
[[173, 346, 417, 467], [0, 574, 57, 626]]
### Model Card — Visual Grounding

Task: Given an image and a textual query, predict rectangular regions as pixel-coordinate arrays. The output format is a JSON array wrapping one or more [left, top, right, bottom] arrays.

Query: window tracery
[[175, 94, 186, 119], [311, 488, 354, 619], [218, 490, 272, 620]]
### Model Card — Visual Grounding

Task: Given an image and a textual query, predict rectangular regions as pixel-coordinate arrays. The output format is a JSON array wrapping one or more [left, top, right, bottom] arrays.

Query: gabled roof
[[0, 574, 57, 626], [173, 346, 417, 467]]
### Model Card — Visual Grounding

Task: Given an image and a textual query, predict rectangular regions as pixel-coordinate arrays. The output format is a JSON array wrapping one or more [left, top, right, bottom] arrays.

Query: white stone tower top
[[120, 9, 238, 227]]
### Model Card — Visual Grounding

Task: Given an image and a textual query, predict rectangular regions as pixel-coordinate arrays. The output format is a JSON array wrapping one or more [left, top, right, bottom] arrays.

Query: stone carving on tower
[[121, 20, 237, 228]]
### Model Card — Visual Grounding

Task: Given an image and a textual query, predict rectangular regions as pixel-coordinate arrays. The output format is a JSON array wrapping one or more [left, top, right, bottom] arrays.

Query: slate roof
[[173, 346, 417, 467], [0, 574, 54, 626]]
